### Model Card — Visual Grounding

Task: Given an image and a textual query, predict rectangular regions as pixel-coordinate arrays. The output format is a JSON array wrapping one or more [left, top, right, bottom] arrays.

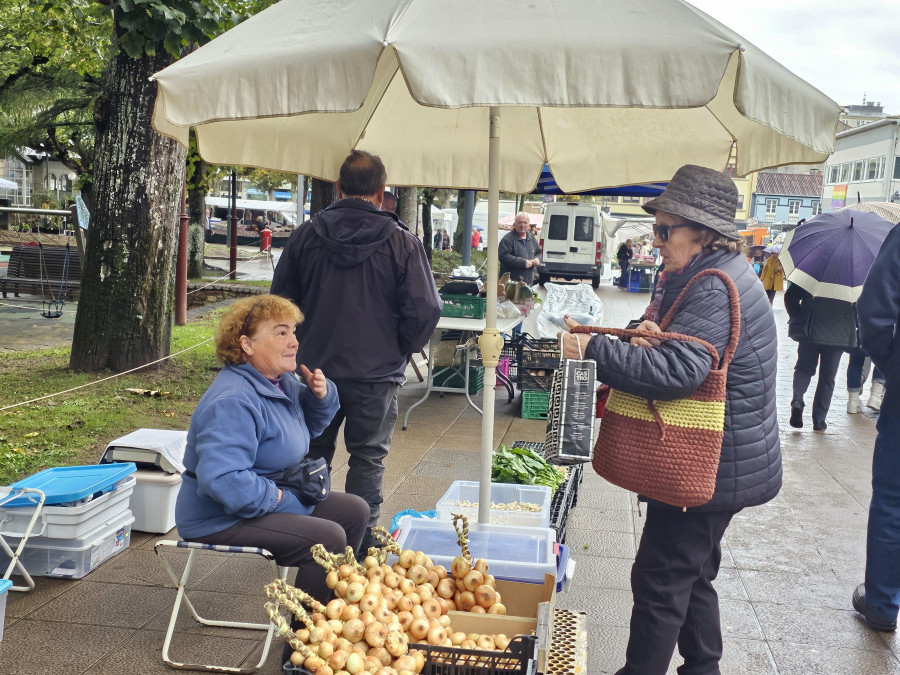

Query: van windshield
[[547, 214, 568, 240], [574, 216, 594, 242]]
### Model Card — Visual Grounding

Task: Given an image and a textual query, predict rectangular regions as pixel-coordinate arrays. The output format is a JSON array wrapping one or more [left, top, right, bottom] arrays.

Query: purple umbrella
[[780, 210, 896, 302]]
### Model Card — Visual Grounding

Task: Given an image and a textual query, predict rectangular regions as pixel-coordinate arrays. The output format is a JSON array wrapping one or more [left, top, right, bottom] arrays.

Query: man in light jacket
[[271, 150, 442, 552], [852, 223, 900, 633]]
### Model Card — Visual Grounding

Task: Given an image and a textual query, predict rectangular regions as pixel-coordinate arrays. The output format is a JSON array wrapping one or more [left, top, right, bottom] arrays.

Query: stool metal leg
[[155, 541, 289, 673]]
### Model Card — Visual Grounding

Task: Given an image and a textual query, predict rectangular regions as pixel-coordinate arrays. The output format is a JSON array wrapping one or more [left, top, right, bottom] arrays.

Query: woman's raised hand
[[632, 320, 662, 349], [299, 364, 328, 398]]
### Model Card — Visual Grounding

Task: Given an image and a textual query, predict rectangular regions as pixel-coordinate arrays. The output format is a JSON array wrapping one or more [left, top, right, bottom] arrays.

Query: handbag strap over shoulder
[[571, 269, 742, 371]]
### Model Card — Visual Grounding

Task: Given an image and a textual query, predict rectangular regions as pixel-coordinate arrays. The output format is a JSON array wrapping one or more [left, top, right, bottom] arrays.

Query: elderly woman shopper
[[176, 295, 369, 606], [760, 252, 784, 305], [564, 165, 782, 675]]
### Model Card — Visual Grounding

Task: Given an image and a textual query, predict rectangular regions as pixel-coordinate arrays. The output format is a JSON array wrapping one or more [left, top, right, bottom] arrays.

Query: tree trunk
[[397, 187, 417, 234], [69, 46, 185, 372], [187, 161, 208, 226], [298, 175, 308, 221], [421, 200, 433, 264], [310, 178, 336, 218]]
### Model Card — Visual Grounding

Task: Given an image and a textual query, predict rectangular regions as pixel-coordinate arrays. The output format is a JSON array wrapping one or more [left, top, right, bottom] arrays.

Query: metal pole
[[477, 107, 504, 524], [230, 170, 238, 280], [461, 190, 475, 266], [175, 178, 189, 326]]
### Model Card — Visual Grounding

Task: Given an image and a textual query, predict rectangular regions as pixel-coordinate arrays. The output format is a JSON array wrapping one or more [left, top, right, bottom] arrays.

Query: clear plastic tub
[[0, 510, 134, 579], [0, 476, 135, 539], [395, 516, 557, 584], [436, 481, 552, 529]]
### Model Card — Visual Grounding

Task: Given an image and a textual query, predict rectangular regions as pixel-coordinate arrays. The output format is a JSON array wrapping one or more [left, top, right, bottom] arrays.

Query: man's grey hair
[[339, 150, 387, 197]]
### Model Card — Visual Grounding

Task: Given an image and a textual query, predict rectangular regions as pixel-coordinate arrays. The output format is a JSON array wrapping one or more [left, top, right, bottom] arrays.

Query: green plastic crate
[[521, 390, 550, 419], [440, 294, 486, 319], [432, 366, 484, 394]]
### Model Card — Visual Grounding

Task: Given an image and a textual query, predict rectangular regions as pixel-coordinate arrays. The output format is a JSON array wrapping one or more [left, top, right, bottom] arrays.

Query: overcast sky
[[687, 0, 900, 114]]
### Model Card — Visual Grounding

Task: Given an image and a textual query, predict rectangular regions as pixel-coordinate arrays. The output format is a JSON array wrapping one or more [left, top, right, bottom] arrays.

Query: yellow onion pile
[[264, 519, 522, 675]]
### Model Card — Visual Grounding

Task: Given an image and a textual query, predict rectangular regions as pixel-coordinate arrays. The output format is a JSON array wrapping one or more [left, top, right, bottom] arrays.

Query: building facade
[[752, 172, 823, 225], [822, 118, 900, 212]]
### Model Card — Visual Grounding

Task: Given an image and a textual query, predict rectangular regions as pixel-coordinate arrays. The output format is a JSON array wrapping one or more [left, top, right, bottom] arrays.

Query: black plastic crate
[[501, 335, 521, 384], [518, 336, 560, 370], [518, 369, 554, 391], [283, 635, 537, 675]]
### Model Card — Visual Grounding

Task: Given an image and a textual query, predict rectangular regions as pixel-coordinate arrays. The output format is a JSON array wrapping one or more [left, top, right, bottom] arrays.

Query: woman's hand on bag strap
[[631, 320, 662, 349], [561, 315, 594, 359]]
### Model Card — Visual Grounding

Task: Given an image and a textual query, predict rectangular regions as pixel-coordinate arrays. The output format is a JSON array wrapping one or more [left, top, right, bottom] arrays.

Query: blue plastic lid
[[0, 579, 11, 594], [4, 463, 136, 507]]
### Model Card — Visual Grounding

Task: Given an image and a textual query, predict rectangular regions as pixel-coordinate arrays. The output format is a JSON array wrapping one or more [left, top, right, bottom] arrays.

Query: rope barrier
[[0, 336, 214, 412]]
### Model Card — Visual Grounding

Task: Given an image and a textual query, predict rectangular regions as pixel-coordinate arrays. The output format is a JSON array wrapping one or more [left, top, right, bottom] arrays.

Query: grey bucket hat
[[642, 164, 741, 240]]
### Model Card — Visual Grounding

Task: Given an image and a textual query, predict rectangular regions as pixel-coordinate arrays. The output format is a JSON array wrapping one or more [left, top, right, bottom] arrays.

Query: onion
[[385, 632, 408, 658], [432, 565, 448, 580], [295, 628, 311, 643], [364, 621, 387, 648], [329, 619, 344, 634], [415, 585, 433, 601], [341, 604, 361, 621], [315, 664, 334, 675], [383, 572, 401, 589], [463, 570, 484, 592], [438, 615, 451, 628], [359, 593, 379, 613], [290, 651, 305, 666], [422, 598, 442, 620], [344, 651, 365, 675], [366, 566, 384, 582], [326, 598, 347, 620], [474, 558, 490, 576], [396, 595, 414, 613], [483, 574, 496, 588], [460, 639, 477, 649], [373, 606, 394, 624], [367, 646, 391, 666], [410, 648, 426, 673], [397, 610, 414, 631], [309, 626, 327, 644], [364, 555, 379, 569], [435, 597, 450, 615], [393, 655, 417, 673], [410, 604, 425, 619], [305, 654, 326, 672], [487, 602, 507, 615], [495, 634, 510, 650], [335, 638, 353, 654], [392, 563, 408, 578], [408, 617, 430, 641], [364, 582, 383, 597], [326, 570, 340, 589], [318, 641, 335, 660], [399, 579, 416, 596], [328, 649, 348, 671], [458, 591, 476, 612], [426, 570, 439, 587], [335, 579, 349, 598], [412, 551, 427, 568], [342, 618, 366, 643], [426, 625, 447, 645], [476, 635, 495, 650], [474, 584, 498, 608], [349, 572, 367, 585], [407, 564, 428, 585], [450, 631, 465, 646], [451, 556, 471, 579], [339, 564, 354, 579], [359, 611, 375, 625], [436, 578, 455, 599], [398, 550, 416, 569], [469, 605, 486, 613], [383, 593, 397, 611], [346, 581, 366, 603], [312, 613, 326, 625]]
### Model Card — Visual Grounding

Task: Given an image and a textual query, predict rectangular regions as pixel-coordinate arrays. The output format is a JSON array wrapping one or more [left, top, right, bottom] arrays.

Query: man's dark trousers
[[792, 342, 844, 423], [306, 379, 398, 529], [617, 504, 736, 675], [866, 412, 900, 624]]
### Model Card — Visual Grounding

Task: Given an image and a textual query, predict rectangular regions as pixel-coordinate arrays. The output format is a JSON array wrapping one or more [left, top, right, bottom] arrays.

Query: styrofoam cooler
[[0, 579, 10, 642], [131, 469, 181, 533], [0, 475, 135, 540], [0, 510, 134, 579]]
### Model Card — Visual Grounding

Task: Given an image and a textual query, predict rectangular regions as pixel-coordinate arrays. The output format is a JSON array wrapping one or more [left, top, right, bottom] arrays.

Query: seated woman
[[175, 294, 369, 604]]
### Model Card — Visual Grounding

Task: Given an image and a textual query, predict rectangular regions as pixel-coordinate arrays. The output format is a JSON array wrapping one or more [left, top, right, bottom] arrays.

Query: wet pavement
[[0, 269, 893, 674]]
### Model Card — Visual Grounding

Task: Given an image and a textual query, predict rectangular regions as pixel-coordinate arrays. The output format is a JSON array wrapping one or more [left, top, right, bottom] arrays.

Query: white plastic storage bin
[[0, 578, 10, 642], [436, 481, 552, 528], [0, 475, 135, 540], [0, 510, 134, 579], [395, 516, 557, 584], [130, 469, 181, 533]]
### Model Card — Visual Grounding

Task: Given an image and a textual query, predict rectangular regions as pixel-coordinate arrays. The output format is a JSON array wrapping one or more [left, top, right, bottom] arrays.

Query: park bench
[[0, 244, 81, 300]]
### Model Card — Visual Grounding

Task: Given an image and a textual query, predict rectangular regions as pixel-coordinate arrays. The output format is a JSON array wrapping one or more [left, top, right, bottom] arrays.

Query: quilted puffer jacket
[[784, 283, 857, 348], [586, 249, 782, 511]]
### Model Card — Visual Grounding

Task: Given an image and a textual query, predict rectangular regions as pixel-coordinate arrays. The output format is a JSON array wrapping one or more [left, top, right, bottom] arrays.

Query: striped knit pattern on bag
[[573, 269, 741, 508]]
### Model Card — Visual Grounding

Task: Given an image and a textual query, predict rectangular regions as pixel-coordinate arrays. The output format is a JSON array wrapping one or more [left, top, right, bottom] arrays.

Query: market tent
[[151, 0, 841, 521]]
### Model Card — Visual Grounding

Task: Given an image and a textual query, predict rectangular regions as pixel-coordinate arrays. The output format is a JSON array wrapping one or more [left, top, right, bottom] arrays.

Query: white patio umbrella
[[0, 178, 17, 190], [151, 0, 841, 522]]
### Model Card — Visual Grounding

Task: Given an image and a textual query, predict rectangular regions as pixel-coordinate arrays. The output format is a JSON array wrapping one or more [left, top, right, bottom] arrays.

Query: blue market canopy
[[533, 165, 666, 197]]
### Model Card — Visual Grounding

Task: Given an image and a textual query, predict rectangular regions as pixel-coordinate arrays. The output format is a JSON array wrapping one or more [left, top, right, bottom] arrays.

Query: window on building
[[894, 157, 900, 180], [852, 161, 864, 182], [622, 196, 641, 203], [876, 157, 885, 180], [839, 163, 851, 183], [736, 194, 744, 210], [867, 158, 879, 180], [765, 198, 777, 223], [788, 200, 801, 223], [811, 200, 822, 216], [724, 162, 736, 178]]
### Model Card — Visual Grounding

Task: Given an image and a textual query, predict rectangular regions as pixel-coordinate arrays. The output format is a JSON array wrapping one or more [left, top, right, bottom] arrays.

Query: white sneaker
[[847, 391, 861, 414], [867, 382, 885, 410]]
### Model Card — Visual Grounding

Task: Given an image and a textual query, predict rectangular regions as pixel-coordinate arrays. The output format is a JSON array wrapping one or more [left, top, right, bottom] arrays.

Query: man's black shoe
[[789, 402, 804, 428], [852, 583, 897, 632], [813, 419, 827, 431], [356, 527, 378, 559]]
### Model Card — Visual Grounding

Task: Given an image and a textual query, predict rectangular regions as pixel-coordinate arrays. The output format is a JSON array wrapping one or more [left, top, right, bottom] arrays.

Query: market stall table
[[402, 314, 524, 430]]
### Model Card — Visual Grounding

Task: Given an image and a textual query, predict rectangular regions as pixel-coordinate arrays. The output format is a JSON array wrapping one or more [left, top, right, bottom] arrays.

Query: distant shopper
[[846, 347, 886, 413], [441, 228, 451, 250], [760, 253, 784, 305], [471, 227, 481, 250], [852, 223, 900, 633], [499, 212, 541, 285], [616, 239, 634, 286], [785, 283, 857, 430]]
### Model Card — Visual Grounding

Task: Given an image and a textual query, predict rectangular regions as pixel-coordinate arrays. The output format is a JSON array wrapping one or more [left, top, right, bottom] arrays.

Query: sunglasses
[[652, 223, 691, 243]]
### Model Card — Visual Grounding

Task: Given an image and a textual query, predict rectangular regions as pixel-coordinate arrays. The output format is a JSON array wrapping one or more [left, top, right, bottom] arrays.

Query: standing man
[[852, 223, 900, 633], [271, 150, 442, 552], [499, 213, 541, 284]]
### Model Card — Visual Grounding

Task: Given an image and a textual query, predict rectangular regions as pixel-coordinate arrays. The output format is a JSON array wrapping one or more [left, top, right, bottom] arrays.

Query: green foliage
[[238, 167, 295, 199], [491, 445, 568, 493], [430, 249, 489, 274], [0, 312, 223, 485]]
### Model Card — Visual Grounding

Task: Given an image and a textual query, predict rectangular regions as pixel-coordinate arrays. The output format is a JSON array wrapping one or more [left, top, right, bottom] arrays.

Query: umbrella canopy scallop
[[780, 211, 896, 302]]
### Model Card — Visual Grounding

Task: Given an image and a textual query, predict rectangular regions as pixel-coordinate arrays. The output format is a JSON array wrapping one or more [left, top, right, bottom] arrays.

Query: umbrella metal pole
[[478, 107, 504, 525]]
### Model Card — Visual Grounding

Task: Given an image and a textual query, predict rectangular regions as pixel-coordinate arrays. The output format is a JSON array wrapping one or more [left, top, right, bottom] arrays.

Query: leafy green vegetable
[[491, 445, 568, 493]]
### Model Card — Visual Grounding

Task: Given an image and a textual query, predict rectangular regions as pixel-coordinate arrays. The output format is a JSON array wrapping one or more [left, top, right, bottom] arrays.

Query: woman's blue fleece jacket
[[175, 362, 339, 539]]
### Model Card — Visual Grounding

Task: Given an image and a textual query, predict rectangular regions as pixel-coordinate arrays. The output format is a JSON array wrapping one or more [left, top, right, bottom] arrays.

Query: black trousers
[[307, 379, 399, 528], [791, 342, 844, 423], [192, 492, 369, 604], [617, 504, 737, 675]]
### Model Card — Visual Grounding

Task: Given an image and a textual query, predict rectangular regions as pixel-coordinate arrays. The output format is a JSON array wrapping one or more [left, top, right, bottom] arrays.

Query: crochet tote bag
[[571, 268, 741, 508]]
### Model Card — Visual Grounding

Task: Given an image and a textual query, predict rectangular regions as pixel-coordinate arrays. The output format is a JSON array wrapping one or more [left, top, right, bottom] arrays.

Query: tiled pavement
[[0, 279, 893, 674]]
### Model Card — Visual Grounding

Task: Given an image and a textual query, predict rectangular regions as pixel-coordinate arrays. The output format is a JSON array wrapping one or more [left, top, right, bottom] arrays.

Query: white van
[[537, 202, 603, 288]]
